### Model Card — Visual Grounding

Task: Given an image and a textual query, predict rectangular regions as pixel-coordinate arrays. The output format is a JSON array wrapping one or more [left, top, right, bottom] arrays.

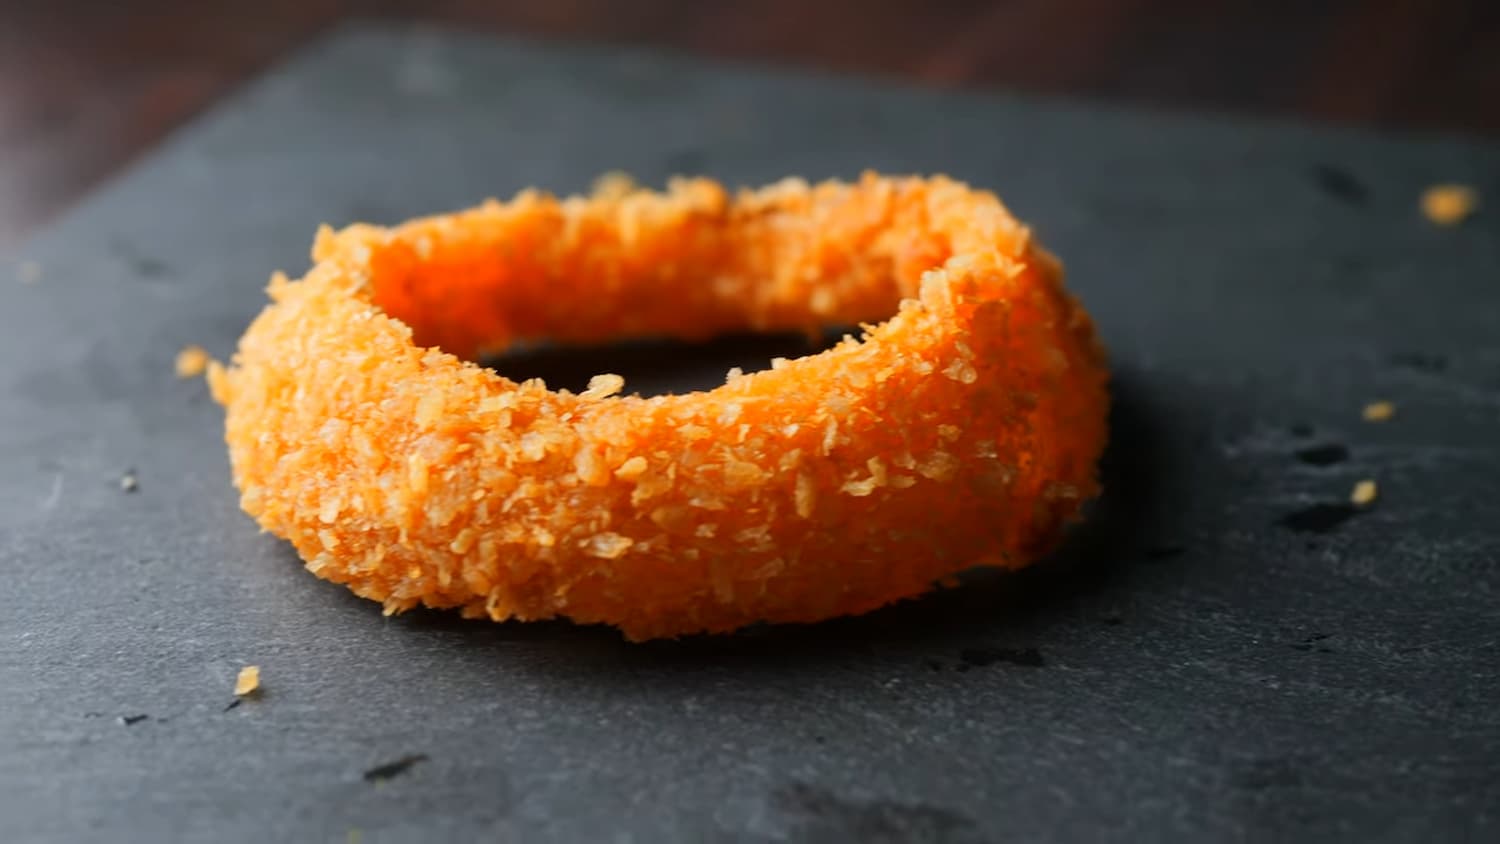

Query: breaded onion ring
[[211, 173, 1108, 640]]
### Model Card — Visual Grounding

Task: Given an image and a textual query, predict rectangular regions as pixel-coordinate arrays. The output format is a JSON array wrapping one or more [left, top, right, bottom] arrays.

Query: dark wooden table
[[2, 0, 1496, 247]]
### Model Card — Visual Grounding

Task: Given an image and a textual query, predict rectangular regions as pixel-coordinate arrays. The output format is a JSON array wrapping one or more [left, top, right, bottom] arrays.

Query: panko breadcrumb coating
[[211, 173, 1109, 640]]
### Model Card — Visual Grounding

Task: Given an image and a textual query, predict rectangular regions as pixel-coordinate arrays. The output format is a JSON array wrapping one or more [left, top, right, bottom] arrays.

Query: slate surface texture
[[2, 23, 1498, 844]]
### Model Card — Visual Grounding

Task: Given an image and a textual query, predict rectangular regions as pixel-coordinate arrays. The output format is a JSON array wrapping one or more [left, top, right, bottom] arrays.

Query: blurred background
[[2, 0, 1496, 247]]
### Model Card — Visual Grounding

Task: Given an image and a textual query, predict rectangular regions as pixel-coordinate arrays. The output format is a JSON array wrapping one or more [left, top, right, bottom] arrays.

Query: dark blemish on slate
[[1305, 541, 1320, 551], [363, 754, 429, 783], [1290, 633, 1333, 653], [924, 659, 944, 672], [959, 647, 1045, 668], [773, 782, 976, 842], [1310, 164, 1368, 205], [128, 255, 170, 278], [110, 240, 172, 278], [813, 736, 826, 745], [1278, 503, 1361, 534], [1295, 443, 1349, 466], [1289, 423, 1315, 438], [1233, 757, 1307, 790], [223, 699, 242, 712], [1145, 544, 1186, 560], [1390, 351, 1448, 373], [1102, 615, 1125, 626], [118, 714, 148, 726], [664, 147, 706, 175], [486, 330, 843, 397]]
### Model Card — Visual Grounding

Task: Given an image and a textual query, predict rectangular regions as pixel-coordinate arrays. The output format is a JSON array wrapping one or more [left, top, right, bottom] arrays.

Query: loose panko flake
[[234, 665, 261, 696], [1350, 479, 1378, 507], [15, 260, 41, 285], [1362, 400, 1396, 422], [175, 344, 211, 378], [1420, 184, 1479, 226], [211, 173, 1110, 640]]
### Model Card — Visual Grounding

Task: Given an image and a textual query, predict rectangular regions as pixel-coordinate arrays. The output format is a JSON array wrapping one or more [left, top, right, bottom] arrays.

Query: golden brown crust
[[211, 172, 1109, 640]]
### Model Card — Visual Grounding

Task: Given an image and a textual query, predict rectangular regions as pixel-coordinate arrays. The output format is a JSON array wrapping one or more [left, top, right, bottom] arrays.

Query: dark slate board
[[2, 22, 1499, 844]]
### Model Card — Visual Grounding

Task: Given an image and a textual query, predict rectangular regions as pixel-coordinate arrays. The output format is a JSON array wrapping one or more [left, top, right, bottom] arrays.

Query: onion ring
[[211, 173, 1109, 640]]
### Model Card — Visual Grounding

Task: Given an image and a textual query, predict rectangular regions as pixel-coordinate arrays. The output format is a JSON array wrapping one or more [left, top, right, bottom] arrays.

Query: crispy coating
[[211, 173, 1109, 640]]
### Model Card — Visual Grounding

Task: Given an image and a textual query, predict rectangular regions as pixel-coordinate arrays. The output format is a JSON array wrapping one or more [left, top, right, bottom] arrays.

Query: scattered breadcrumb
[[1362, 400, 1395, 422], [175, 345, 210, 378], [119, 471, 138, 493], [234, 665, 261, 696], [1420, 184, 1478, 226], [15, 260, 41, 284], [1350, 479, 1378, 507]]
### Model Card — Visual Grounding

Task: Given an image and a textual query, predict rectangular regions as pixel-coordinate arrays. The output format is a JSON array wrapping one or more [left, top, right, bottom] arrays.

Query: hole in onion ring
[[483, 328, 850, 397]]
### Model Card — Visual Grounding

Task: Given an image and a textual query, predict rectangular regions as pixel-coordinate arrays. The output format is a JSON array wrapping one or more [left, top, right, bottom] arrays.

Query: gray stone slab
[[2, 22, 1498, 844]]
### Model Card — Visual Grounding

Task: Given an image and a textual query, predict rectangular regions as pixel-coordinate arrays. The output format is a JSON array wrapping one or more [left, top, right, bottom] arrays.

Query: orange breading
[[211, 173, 1109, 640]]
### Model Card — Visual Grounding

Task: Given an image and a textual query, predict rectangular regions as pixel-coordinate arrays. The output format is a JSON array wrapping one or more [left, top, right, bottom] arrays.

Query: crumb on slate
[[1420, 184, 1479, 226], [119, 470, 138, 492], [1362, 400, 1395, 422], [16, 260, 41, 284], [234, 665, 261, 696], [1350, 479, 1378, 507], [175, 345, 210, 378]]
